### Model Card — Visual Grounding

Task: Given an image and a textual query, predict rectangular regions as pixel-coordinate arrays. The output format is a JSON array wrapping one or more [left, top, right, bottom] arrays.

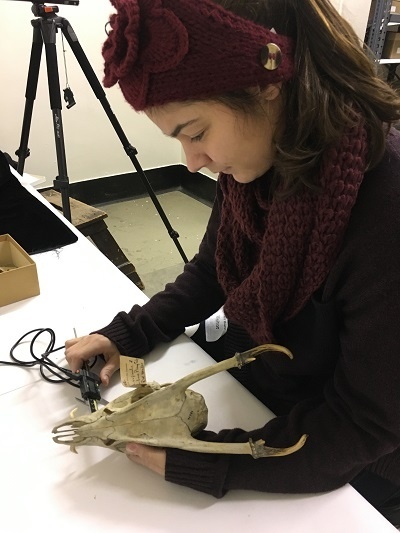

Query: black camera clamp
[[15, 1, 188, 262]]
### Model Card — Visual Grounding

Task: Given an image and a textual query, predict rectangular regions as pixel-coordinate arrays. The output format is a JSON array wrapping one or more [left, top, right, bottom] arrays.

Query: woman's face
[[145, 88, 282, 184]]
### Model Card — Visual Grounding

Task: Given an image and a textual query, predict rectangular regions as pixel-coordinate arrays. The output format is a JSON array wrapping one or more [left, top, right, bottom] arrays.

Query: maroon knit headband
[[102, 0, 295, 110]]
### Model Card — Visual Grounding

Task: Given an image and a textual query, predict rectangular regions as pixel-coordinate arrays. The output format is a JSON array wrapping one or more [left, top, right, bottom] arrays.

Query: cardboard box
[[0, 234, 40, 306], [391, 0, 400, 14], [382, 31, 400, 59]]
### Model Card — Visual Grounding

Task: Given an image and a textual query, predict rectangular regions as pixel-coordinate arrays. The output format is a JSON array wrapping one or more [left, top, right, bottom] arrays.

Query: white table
[[0, 173, 396, 532]]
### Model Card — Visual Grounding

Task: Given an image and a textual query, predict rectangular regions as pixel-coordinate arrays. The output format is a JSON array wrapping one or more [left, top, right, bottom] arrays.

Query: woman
[[65, 0, 400, 525]]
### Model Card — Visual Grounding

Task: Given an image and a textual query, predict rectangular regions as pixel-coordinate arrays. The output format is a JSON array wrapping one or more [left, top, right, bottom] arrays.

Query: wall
[[0, 0, 179, 187], [332, 0, 372, 40]]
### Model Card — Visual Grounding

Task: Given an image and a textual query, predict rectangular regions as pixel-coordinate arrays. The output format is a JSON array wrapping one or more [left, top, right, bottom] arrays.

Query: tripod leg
[[61, 18, 188, 263], [40, 17, 72, 222], [16, 24, 43, 175]]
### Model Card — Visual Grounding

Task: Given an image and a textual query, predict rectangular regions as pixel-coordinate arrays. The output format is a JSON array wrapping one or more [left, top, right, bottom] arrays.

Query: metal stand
[[365, 0, 400, 82], [365, 0, 392, 59], [16, 2, 188, 262]]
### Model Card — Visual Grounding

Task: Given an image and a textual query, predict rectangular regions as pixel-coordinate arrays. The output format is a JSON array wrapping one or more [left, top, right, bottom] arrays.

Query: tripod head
[[16, 0, 79, 3], [15, 1, 79, 17]]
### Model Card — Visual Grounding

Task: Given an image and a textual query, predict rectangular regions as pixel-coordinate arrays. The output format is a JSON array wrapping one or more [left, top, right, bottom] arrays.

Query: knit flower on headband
[[102, 0, 295, 110], [103, 0, 188, 107]]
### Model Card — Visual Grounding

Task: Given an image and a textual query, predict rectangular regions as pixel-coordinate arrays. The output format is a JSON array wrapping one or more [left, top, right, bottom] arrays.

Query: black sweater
[[96, 129, 400, 498]]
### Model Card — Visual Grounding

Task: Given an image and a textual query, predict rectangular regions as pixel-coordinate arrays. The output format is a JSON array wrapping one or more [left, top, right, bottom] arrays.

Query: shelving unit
[[365, 0, 400, 80]]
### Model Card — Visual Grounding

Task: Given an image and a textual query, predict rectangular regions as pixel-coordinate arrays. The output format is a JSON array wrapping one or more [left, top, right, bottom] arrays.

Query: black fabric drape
[[0, 150, 77, 254]]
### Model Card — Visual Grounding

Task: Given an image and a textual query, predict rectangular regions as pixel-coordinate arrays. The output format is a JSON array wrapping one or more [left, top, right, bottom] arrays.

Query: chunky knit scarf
[[215, 120, 368, 344]]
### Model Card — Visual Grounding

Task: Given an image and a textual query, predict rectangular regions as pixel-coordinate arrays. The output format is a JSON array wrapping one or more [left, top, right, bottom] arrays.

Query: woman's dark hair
[[210, 0, 400, 195]]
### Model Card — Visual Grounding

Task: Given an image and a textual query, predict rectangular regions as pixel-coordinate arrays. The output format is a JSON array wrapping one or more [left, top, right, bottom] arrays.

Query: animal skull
[[52, 345, 308, 458]]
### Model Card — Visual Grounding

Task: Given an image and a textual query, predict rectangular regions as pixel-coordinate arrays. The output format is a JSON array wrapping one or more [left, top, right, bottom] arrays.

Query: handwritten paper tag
[[120, 356, 147, 387]]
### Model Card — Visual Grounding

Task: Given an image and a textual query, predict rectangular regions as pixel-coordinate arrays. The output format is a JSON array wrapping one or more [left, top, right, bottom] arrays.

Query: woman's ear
[[262, 83, 283, 101]]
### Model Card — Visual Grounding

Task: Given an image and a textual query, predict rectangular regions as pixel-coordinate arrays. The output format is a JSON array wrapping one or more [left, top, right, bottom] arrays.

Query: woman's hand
[[126, 443, 166, 477], [65, 333, 121, 386]]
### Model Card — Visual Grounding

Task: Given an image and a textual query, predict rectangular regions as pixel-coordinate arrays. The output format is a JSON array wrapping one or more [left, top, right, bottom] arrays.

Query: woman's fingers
[[65, 334, 121, 380], [99, 354, 121, 386]]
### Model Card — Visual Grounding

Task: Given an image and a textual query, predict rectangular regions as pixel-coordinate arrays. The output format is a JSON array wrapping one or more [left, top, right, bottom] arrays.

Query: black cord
[[2, 328, 97, 389]]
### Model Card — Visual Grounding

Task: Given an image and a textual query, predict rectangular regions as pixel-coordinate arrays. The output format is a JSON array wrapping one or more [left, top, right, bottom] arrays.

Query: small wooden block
[[40, 189, 107, 230]]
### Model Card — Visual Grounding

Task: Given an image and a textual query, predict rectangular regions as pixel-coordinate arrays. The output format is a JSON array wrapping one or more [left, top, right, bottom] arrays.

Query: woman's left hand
[[125, 443, 166, 476]]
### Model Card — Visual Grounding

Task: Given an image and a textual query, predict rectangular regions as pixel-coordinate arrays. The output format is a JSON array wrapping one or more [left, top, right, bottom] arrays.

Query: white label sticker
[[205, 308, 229, 342]]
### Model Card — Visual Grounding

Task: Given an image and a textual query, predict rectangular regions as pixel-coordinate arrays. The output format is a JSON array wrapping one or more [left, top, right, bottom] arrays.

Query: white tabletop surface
[[0, 172, 397, 532]]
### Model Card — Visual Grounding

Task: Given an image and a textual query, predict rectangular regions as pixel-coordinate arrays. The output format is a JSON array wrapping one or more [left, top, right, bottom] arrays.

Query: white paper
[[205, 307, 228, 342]]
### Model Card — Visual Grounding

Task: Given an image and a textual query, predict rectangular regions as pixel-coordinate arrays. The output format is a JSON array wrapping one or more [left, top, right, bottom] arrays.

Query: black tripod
[[16, 1, 188, 262]]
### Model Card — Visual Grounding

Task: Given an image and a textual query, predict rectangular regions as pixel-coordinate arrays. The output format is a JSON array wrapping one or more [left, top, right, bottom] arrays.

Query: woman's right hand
[[65, 333, 121, 386]]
